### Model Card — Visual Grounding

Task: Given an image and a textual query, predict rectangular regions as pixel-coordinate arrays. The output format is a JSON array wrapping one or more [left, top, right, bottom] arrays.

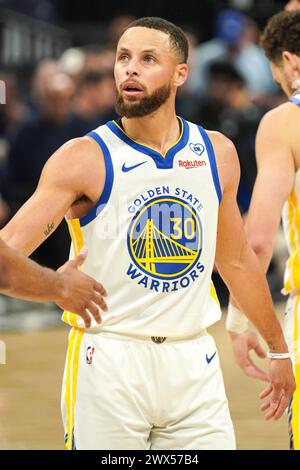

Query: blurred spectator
[[73, 70, 117, 129], [81, 45, 115, 74], [59, 48, 86, 82], [0, 72, 26, 227], [1, 69, 88, 269], [187, 9, 276, 98], [190, 62, 265, 212], [285, 0, 300, 10], [29, 59, 62, 115]]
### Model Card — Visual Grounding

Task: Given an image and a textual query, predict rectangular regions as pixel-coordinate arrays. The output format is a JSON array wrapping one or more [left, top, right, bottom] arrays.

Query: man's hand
[[260, 359, 295, 420], [56, 247, 108, 328], [229, 330, 268, 381]]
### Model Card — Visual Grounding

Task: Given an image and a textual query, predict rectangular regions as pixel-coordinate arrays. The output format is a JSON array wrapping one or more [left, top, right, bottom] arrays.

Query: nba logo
[[86, 346, 95, 365]]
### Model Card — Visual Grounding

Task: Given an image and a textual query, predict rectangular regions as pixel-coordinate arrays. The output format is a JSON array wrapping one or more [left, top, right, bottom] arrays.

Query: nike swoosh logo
[[122, 161, 147, 172], [206, 351, 217, 364]]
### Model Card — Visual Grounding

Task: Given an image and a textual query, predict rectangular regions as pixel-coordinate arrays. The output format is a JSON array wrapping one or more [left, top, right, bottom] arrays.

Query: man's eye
[[144, 56, 155, 63]]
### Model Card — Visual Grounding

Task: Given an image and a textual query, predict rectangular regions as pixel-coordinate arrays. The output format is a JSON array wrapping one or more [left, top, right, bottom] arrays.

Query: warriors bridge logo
[[127, 194, 204, 292]]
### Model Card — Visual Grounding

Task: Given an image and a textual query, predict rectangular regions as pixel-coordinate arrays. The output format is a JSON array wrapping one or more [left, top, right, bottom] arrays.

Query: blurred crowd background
[[0, 0, 293, 321]]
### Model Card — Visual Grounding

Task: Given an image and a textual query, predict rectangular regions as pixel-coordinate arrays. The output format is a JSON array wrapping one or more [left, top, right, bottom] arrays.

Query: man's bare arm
[[0, 136, 105, 255], [0, 239, 108, 327], [226, 105, 296, 381], [213, 133, 287, 350], [245, 105, 296, 270], [211, 132, 295, 420]]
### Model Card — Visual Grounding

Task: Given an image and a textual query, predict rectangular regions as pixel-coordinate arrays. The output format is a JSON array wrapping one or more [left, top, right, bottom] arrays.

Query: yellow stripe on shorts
[[65, 327, 84, 450]]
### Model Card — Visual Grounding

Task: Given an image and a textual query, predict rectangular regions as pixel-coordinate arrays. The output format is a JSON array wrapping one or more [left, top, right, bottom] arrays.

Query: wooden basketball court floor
[[0, 305, 289, 450]]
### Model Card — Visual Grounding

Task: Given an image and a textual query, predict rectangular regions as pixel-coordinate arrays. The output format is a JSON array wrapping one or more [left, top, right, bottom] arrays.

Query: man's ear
[[282, 50, 299, 71], [174, 63, 189, 88]]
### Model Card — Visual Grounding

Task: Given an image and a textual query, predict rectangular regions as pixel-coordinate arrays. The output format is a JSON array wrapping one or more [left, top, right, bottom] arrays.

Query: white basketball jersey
[[282, 93, 300, 295], [62, 117, 222, 337]]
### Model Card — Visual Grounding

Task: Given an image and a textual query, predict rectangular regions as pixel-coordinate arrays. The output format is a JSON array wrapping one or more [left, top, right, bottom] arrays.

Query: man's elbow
[[247, 235, 272, 257]]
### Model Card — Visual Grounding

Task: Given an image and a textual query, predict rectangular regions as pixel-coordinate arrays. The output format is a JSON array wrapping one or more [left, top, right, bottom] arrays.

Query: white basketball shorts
[[61, 328, 236, 450]]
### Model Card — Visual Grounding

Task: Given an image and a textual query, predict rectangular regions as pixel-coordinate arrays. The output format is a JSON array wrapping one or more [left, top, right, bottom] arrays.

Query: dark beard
[[115, 83, 171, 118]]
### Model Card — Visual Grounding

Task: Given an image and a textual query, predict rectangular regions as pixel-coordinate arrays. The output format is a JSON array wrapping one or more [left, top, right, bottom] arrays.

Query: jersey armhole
[[79, 131, 114, 227], [197, 126, 222, 203]]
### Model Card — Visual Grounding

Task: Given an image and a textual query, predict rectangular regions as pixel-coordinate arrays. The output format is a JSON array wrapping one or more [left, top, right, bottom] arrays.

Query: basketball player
[[0, 18, 295, 450], [0, 239, 107, 327], [226, 11, 300, 449], [286, 0, 300, 11]]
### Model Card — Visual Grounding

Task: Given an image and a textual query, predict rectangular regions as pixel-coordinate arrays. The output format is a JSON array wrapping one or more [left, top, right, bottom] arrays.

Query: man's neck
[[120, 107, 181, 155]]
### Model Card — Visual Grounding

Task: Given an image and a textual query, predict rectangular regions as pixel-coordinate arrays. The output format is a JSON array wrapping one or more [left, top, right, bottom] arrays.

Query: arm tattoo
[[44, 221, 55, 237]]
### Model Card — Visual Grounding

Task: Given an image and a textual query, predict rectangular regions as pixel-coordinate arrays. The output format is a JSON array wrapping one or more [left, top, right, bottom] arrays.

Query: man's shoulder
[[258, 101, 299, 139], [203, 129, 235, 153]]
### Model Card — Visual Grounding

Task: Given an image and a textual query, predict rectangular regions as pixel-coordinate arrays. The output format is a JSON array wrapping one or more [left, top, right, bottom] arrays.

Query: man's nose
[[126, 59, 140, 76]]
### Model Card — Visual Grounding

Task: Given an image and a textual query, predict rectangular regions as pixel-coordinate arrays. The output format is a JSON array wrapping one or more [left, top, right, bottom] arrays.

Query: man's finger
[[260, 401, 270, 412], [264, 407, 277, 421], [254, 342, 267, 359], [270, 386, 284, 410], [264, 394, 286, 420], [93, 293, 108, 312], [86, 303, 102, 324], [79, 309, 91, 328], [243, 364, 269, 382], [94, 281, 107, 297], [274, 395, 289, 420], [74, 247, 88, 267], [259, 384, 273, 400]]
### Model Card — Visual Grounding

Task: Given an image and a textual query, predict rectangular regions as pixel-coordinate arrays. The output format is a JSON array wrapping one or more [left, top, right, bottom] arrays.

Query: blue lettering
[[150, 279, 160, 292], [186, 194, 193, 203], [180, 276, 190, 288], [138, 276, 148, 288], [162, 282, 170, 293], [141, 194, 149, 203], [175, 187, 180, 196], [171, 280, 179, 291], [190, 270, 199, 282], [147, 189, 155, 198], [156, 187, 162, 195], [162, 186, 170, 194], [128, 205, 135, 214], [127, 264, 142, 280], [196, 262, 205, 273], [134, 198, 142, 207]]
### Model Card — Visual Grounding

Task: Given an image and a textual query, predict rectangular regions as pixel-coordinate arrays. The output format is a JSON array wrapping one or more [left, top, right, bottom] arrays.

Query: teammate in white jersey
[[226, 11, 300, 449], [0, 17, 295, 450]]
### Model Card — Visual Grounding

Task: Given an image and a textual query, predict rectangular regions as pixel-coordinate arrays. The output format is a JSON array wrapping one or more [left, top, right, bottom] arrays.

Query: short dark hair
[[261, 11, 300, 63], [125, 17, 189, 64]]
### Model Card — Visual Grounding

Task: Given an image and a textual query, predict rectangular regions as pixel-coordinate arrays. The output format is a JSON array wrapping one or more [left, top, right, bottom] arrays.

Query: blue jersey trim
[[198, 126, 222, 203], [106, 117, 190, 169], [289, 96, 300, 107], [80, 131, 114, 227]]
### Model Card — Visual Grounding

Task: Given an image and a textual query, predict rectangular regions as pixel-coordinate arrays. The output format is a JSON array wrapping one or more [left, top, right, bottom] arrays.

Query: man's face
[[114, 26, 186, 118], [285, 0, 300, 11]]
